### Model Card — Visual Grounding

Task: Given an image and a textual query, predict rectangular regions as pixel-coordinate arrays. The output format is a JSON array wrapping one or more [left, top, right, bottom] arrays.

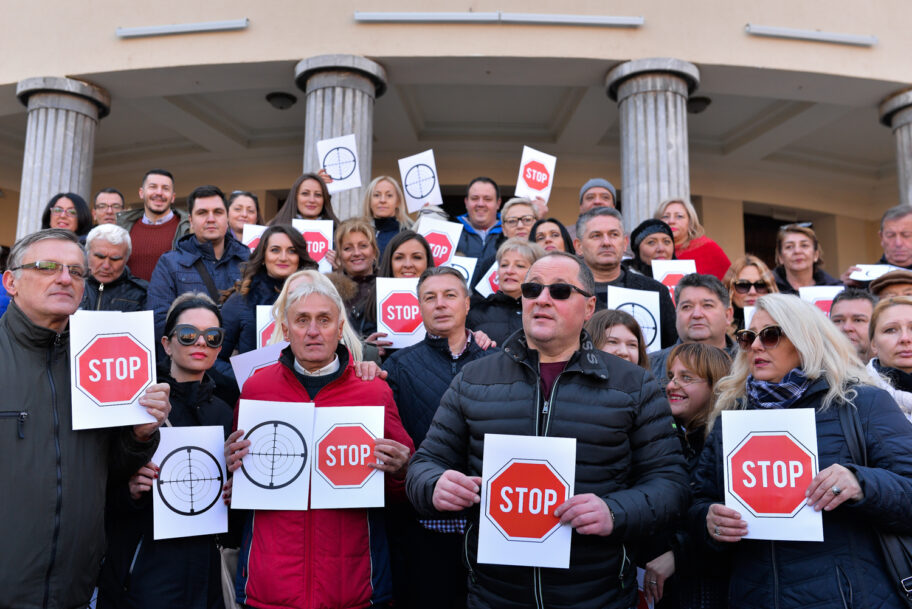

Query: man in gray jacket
[[0, 228, 170, 609]]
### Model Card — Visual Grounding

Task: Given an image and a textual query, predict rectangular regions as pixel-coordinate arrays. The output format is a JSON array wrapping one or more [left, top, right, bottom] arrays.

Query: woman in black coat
[[98, 294, 236, 609]]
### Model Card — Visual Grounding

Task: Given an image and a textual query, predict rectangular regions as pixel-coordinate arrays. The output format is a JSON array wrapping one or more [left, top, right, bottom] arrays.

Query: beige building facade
[[2, 0, 912, 275]]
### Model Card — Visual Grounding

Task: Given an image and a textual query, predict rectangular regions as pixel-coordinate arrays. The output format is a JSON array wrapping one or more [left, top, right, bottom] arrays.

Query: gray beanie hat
[[579, 178, 617, 205]]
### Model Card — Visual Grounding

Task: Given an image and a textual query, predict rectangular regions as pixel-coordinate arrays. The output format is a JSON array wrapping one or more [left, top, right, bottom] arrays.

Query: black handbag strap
[[836, 400, 867, 467], [192, 258, 221, 304]]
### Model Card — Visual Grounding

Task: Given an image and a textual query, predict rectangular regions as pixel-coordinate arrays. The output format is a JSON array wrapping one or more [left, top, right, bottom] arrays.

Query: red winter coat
[[234, 346, 414, 609]]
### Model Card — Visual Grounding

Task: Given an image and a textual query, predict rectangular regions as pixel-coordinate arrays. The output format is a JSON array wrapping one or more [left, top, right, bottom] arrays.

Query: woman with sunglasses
[[40, 193, 93, 238], [866, 296, 912, 421], [97, 293, 234, 609], [691, 293, 912, 609], [772, 224, 842, 295], [723, 255, 778, 333], [584, 309, 650, 369]]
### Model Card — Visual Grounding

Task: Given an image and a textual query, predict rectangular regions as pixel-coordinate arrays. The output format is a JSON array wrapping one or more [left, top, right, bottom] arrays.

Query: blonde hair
[[496, 237, 545, 265], [723, 255, 778, 299], [709, 294, 876, 432], [334, 217, 380, 273], [361, 176, 414, 229], [654, 198, 704, 244], [869, 295, 912, 341], [500, 197, 539, 222], [268, 269, 363, 362]]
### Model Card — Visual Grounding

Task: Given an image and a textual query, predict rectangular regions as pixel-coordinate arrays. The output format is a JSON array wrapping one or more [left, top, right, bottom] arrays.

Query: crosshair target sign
[[322, 147, 357, 180], [157, 446, 224, 516], [404, 164, 437, 199], [241, 421, 308, 489], [616, 302, 658, 347]]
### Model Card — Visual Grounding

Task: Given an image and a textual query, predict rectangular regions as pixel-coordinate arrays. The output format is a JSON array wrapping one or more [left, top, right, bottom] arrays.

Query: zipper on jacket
[[770, 541, 780, 609], [42, 339, 64, 609], [95, 282, 104, 310], [533, 567, 544, 609], [541, 372, 564, 437], [463, 522, 477, 584], [0, 410, 28, 438]]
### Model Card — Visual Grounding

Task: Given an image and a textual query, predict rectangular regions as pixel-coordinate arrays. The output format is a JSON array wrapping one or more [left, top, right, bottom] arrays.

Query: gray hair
[[417, 266, 468, 297], [85, 224, 132, 258], [8, 229, 85, 278], [575, 206, 624, 241], [501, 197, 538, 222], [880, 204, 912, 231], [674, 273, 730, 309], [529, 251, 596, 296], [496, 237, 545, 265]]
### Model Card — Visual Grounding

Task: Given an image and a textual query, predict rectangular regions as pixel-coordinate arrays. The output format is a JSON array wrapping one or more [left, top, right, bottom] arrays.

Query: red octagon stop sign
[[302, 231, 330, 263], [486, 459, 569, 542], [424, 231, 454, 266], [522, 160, 550, 192], [316, 424, 377, 488], [258, 320, 276, 348], [489, 269, 500, 293], [75, 333, 153, 406], [661, 273, 685, 304], [727, 431, 816, 518], [381, 291, 422, 334]]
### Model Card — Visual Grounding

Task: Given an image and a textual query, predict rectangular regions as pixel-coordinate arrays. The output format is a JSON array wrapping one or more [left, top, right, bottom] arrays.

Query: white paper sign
[[230, 341, 288, 392], [513, 146, 557, 202], [475, 262, 500, 298], [292, 219, 334, 273], [650, 259, 697, 304], [743, 306, 756, 329], [722, 409, 822, 542], [848, 264, 902, 281], [232, 400, 316, 511], [153, 426, 228, 540], [398, 149, 443, 213], [478, 434, 576, 569], [376, 277, 425, 349], [798, 286, 844, 317], [241, 224, 268, 252], [636, 568, 656, 609], [444, 255, 478, 285], [255, 305, 278, 348], [317, 134, 361, 194], [310, 406, 385, 509], [70, 310, 157, 430], [605, 286, 662, 353], [415, 216, 463, 267]]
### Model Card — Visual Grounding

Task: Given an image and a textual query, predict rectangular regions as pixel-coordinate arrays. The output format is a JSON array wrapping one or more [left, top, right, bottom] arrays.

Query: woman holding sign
[[98, 293, 234, 609], [692, 293, 912, 609]]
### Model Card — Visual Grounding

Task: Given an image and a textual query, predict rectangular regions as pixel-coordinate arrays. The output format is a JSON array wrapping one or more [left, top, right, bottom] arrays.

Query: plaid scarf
[[746, 368, 812, 409]]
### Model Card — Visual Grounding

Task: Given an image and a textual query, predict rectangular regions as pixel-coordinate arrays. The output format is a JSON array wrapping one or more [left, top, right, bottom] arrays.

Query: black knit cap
[[630, 219, 674, 255]]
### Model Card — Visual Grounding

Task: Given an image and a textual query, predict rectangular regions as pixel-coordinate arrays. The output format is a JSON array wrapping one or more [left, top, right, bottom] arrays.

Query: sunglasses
[[732, 280, 771, 295], [170, 324, 225, 348], [520, 282, 592, 300], [11, 260, 87, 280], [735, 325, 784, 350]]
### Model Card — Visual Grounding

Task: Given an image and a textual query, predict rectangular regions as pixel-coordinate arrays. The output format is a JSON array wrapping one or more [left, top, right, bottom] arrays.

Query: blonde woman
[[361, 176, 414, 258], [722, 255, 778, 333], [693, 294, 912, 609], [655, 198, 730, 280], [866, 295, 912, 421]]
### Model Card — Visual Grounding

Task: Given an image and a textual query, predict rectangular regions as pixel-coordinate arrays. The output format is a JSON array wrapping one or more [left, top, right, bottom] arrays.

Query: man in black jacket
[[384, 266, 496, 609], [406, 251, 689, 609], [81, 223, 149, 312]]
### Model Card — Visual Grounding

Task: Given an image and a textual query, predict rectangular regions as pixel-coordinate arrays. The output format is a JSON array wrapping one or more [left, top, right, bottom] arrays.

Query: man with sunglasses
[[0, 229, 169, 609], [408, 251, 689, 609]]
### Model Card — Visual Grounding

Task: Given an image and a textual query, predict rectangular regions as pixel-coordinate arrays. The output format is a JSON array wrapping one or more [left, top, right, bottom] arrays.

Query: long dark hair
[[377, 230, 435, 278], [530, 218, 574, 254], [41, 193, 93, 236], [270, 173, 339, 225], [164, 293, 223, 338], [222, 225, 317, 301]]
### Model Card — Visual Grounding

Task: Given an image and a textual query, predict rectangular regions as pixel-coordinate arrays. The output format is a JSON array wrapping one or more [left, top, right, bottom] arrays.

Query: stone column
[[16, 77, 110, 238], [880, 89, 912, 207], [605, 58, 700, 233], [295, 55, 387, 220]]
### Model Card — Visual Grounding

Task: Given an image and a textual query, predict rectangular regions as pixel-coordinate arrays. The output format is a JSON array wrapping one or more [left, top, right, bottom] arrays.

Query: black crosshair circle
[[322, 147, 357, 180], [617, 302, 658, 347], [157, 446, 224, 516], [241, 421, 308, 489], [404, 164, 436, 199]]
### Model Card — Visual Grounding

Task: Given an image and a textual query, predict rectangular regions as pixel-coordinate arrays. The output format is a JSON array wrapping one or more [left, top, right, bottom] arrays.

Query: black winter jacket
[[80, 266, 149, 312], [772, 265, 843, 295], [406, 330, 690, 609], [691, 379, 912, 609], [466, 291, 522, 347]]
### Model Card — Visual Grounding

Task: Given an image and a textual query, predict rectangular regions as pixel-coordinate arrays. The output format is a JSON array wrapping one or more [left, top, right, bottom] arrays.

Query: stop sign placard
[[75, 333, 153, 406], [258, 320, 276, 348], [727, 431, 816, 518], [302, 231, 330, 262], [485, 459, 569, 542], [424, 231, 454, 266], [380, 291, 422, 334], [522, 160, 550, 192], [489, 270, 501, 293], [661, 272, 685, 304], [316, 423, 377, 488]]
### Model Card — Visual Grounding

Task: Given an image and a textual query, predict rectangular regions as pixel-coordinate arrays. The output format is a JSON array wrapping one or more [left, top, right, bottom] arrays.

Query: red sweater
[[128, 215, 179, 281], [675, 235, 731, 281], [235, 350, 414, 609]]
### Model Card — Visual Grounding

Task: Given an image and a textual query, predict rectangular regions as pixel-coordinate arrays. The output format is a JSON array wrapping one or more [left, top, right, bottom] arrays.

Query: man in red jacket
[[225, 276, 414, 609]]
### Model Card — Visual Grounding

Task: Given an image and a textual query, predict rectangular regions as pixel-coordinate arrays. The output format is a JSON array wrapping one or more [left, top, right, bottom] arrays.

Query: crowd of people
[[2, 167, 912, 609]]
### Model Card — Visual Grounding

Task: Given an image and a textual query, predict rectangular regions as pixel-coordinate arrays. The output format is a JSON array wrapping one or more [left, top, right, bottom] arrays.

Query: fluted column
[[880, 89, 912, 208], [16, 77, 110, 238], [606, 58, 700, 233], [295, 55, 387, 220]]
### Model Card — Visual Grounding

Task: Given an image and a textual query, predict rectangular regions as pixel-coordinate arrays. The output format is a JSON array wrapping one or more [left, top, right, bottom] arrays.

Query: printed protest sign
[[241, 224, 268, 252], [513, 146, 557, 202], [798, 286, 844, 317], [444, 255, 478, 285], [317, 134, 361, 194], [230, 341, 288, 392], [848, 264, 901, 282], [475, 262, 500, 298], [376, 277, 425, 349], [605, 286, 662, 353], [415, 216, 463, 267], [398, 149, 443, 212], [292, 219, 334, 273], [256, 305, 278, 348], [650, 259, 696, 305]]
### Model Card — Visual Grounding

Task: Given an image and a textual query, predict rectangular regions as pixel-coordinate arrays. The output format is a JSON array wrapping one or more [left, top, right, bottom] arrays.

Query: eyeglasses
[[732, 280, 771, 295], [11, 260, 87, 280], [50, 206, 77, 217], [94, 203, 124, 212], [735, 325, 784, 350], [520, 282, 592, 300], [663, 374, 707, 388], [170, 324, 225, 348], [503, 215, 536, 228]]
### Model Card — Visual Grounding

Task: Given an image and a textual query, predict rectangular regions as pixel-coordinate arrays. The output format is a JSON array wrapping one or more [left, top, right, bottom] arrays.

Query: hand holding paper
[[554, 494, 614, 536], [804, 464, 862, 511], [129, 461, 158, 500], [371, 438, 411, 477], [706, 503, 748, 542], [133, 382, 172, 442], [433, 470, 482, 510]]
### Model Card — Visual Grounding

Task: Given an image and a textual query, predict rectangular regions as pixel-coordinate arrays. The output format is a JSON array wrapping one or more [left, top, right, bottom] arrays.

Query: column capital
[[605, 58, 700, 102], [880, 88, 912, 129], [294, 54, 387, 98], [16, 76, 111, 118]]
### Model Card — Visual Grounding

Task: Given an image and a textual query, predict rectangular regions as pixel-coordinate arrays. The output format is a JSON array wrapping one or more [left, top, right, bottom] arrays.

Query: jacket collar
[[502, 328, 608, 380], [86, 265, 144, 291], [176, 231, 248, 262], [1, 300, 69, 350], [279, 341, 352, 378], [457, 213, 502, 237], [423, 329, 479, 360]]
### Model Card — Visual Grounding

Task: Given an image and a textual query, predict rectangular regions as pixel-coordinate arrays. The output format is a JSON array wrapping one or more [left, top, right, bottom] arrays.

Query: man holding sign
[[0, 229, 169, 609], [407, 251, 688, 609]]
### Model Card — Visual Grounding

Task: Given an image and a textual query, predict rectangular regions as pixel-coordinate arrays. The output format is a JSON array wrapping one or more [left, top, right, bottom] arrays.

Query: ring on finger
[[831, 485, 843, 496], [713, 526, 721, 536]]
